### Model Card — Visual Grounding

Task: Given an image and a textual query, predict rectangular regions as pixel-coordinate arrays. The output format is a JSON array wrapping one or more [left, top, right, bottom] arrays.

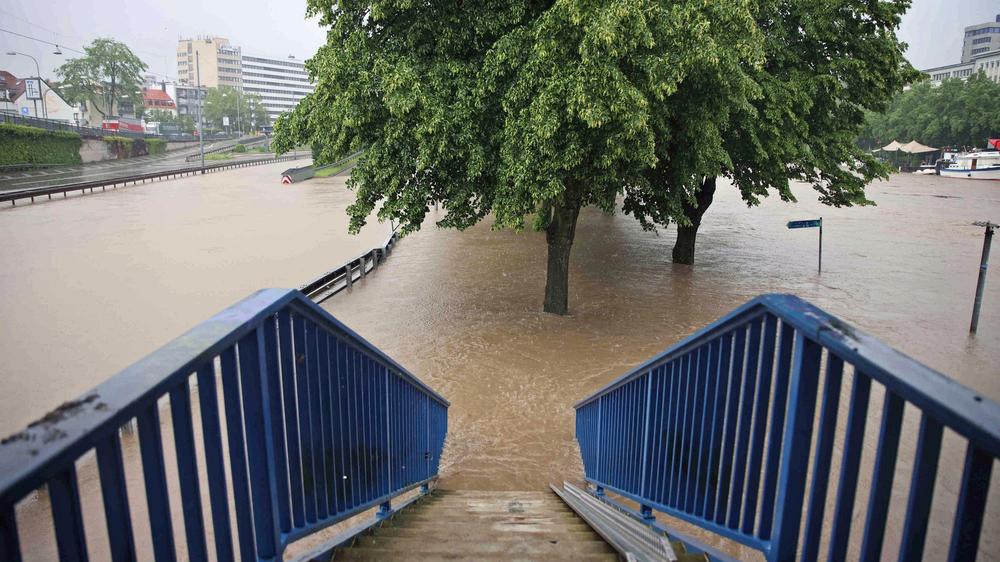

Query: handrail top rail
[[0, 288, 447, 506], [574, 293, 1000, 458]]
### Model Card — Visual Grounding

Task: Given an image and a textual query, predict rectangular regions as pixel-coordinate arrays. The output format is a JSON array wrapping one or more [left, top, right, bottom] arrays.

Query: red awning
[[989, 138, 1000, 150]]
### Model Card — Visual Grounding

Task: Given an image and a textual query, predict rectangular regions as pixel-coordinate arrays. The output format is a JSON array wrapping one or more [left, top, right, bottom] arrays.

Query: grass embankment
[[204, 153, 233, 161]]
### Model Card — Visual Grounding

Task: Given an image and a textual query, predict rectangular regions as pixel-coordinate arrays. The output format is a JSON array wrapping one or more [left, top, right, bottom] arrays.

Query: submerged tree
[[275, 0, 914, 312], [276, 0, 761, 314], [647, 0, 920, 264], [56, 38, 147, 119]]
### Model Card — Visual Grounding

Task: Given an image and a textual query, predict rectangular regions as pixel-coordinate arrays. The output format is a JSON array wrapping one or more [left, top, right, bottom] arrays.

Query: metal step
[[551, 482, 709, 562]]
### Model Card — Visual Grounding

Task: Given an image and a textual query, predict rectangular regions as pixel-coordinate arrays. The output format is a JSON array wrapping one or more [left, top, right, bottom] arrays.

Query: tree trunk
[[543, 195, 582, 315], [671, 176, 717, 265]]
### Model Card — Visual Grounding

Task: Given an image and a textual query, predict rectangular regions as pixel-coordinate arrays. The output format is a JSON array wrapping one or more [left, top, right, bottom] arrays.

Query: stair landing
[[333, 489, 617, 561]]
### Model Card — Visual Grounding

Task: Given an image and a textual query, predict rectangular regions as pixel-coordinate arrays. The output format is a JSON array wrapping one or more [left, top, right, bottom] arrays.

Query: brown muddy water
[[1, 168, 998, 561]]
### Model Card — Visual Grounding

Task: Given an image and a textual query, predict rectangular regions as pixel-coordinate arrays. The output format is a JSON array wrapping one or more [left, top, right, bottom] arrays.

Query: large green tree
[[56, 38, 147, 119], [860, 73, 1000, 150], [649, 0, 919, 264], [145, 109, 196, 134], [203, 87, 269, 132], [275, 0, 915, 314]]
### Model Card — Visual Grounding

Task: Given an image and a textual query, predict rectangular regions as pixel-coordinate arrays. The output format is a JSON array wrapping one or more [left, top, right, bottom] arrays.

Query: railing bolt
[[377, 501, 392, 521], [640, 504, 655, 522]]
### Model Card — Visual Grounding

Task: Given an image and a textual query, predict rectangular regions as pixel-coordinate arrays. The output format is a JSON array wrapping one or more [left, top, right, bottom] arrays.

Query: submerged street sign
[[787, 219, 822, 229], [787, 217, 823, 273]]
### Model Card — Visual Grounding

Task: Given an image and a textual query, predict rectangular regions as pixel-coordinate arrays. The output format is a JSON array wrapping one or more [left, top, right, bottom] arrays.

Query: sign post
[[970, 221, 998, 334], [787, 217, 823, 273]]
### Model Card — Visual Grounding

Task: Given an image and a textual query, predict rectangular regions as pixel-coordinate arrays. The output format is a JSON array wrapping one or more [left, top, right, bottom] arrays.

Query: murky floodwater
[[0, 161, 388, 437], [321, 173, 1000, 560], [1, 169, 998, 561]]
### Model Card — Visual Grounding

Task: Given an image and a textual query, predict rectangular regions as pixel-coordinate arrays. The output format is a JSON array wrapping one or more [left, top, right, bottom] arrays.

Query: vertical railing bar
[[767, 334, 822, 562], [728, 318, 763, 529], [596, 394, 604, 484], [694, 339, 720, 517], [306, 322, 328, 519], [336, 339, 350, 507], [220, 347, 256, 562], [947, 443, 993, 562], [703, 331, 733, 520], [652, 365, 668, 505], [238, 327, 282, 560], [137, 404, 178, 562], [168, 384, 209, 562], [96, 433, 137, 562], [276, 313, 305, 532], [316, 330, 335, 516], [799, 354, 844, 562], [686, 347, 707, 512], [385, 367, 393, 496], [826, 371, 872, 562], [858, 391, 905, 561], [897, 414, 943, 562], [292, 316, 317, 524], [714, 325, 746, 525], [758, 322, 795, 540], [195, 364, 236, 562], [48, 466, 89, 562], [325, 334, 341, 515], [262, 315, 292, 534], [741, 315, 777, 534], [0, 505, 20, 562], [672, 354, 691, 506]]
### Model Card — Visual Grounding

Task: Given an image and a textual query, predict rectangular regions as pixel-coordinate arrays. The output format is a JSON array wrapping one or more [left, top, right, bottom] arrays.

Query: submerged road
[[0, 160, 384, 437], [0, 137, 266, 191]]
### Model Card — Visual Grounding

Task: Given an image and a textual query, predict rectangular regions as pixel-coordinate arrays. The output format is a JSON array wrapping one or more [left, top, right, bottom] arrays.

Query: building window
[[972, 47, 991, 55], [973, 37, 993, 45]]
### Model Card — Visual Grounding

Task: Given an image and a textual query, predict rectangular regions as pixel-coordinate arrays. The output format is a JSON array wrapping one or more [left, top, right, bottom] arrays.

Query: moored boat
[[939, 150, 1000, 180]]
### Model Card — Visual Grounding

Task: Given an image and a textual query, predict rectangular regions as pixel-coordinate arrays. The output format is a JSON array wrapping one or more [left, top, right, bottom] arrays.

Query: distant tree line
[[860, 73, 1000, 150]]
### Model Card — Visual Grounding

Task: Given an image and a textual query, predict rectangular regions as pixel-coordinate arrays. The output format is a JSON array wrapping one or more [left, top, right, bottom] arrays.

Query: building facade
[[0, 71, 79, 122], [922, 14, 1000, 85], [176, 37, 242, 89], [962, 15, 1000, 63], [240, 54, 313, 124], [176, 37, 314, 126]]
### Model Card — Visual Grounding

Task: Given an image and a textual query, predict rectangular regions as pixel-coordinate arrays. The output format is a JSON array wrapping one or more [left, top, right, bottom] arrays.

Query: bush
[[0, 123, 82, 166], [232, 143, 247, 153], [104, 136, 150, 158], [146, 138, 167, 155]]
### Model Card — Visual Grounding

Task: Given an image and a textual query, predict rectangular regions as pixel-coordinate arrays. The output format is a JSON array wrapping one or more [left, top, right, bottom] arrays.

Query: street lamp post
[[5, 51, 48, 119]]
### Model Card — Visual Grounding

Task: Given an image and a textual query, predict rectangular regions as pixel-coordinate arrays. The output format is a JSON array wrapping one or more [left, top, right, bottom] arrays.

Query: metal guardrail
[[574, 294, 999, 562], [300, 229, 399, 304], [0, 110, 169, 140], [0, 288, 449, 562], [184, 137, 269, 162], [1, 153, 309, 206]]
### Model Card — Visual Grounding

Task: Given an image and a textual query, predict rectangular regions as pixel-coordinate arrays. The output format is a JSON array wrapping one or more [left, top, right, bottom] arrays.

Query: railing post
[[640, 371, 654, 497], [359, 256, 366, 278], [769, 334, 822, 562], [420, 483, 429, 495], [595, 485, 605, 497], [345, 264, 353, 288], [377, 501, 393, 521], [640, 504, 655, 522]]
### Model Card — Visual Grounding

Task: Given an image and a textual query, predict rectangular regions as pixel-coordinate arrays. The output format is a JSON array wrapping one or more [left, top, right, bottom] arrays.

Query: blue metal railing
[[575, 294, 1000, 562], [0, 288, 448, 562]]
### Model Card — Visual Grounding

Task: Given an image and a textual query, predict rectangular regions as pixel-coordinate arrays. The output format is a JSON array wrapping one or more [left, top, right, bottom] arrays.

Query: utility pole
[[196, 52, 205, 171], [970, 221, 998, 334]]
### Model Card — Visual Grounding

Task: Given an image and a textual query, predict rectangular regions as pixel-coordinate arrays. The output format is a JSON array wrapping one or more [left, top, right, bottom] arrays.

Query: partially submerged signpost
[[970, 221, 998, 334], [787, 217, 823, 273]]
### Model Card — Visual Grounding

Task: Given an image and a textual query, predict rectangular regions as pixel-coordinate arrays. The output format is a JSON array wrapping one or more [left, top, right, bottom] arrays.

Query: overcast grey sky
[[1, 1, 998, 80]]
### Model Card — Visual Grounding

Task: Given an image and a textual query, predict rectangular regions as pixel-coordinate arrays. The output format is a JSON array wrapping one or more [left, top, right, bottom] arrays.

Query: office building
[[922, 14, 1000, 85], [176, 37, 314, 125], [962, 14, 1000, 62]]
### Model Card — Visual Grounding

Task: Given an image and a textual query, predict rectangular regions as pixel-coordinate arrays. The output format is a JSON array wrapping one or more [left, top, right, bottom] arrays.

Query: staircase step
[[387, 519, 595, 532], [373, 526, 605, 542], [333, 549, 618, 561], [350, 536, 615, 555]]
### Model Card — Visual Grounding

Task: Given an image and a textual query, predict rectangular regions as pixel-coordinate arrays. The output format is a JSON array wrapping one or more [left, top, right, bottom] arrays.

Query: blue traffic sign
[[20, 106, 29, 116], [787, 219, 822, 229]]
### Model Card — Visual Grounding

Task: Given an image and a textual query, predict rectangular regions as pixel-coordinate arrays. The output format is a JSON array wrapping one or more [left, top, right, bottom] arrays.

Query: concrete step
[[350, 536, 616, 555], [374, 526, 605, 542], [387, 519, 595, 533], [333, 549, 618, 561]]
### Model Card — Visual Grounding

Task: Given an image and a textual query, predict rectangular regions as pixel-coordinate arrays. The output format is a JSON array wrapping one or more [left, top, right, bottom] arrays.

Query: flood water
[[1, 168, 998, 561], [0, 160, 388, 437]]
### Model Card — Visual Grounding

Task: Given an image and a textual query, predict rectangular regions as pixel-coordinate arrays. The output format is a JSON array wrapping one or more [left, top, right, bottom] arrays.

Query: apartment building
[[176, 37, 314, 125]]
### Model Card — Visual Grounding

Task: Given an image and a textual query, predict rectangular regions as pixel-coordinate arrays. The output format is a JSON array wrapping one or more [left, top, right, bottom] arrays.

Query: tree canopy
[[145, 109, 196, 134], [56, 38, 147, 119], [203, 86, 269, 132], [275, 0, 915, 314], [860, 72, 1000, 150]]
